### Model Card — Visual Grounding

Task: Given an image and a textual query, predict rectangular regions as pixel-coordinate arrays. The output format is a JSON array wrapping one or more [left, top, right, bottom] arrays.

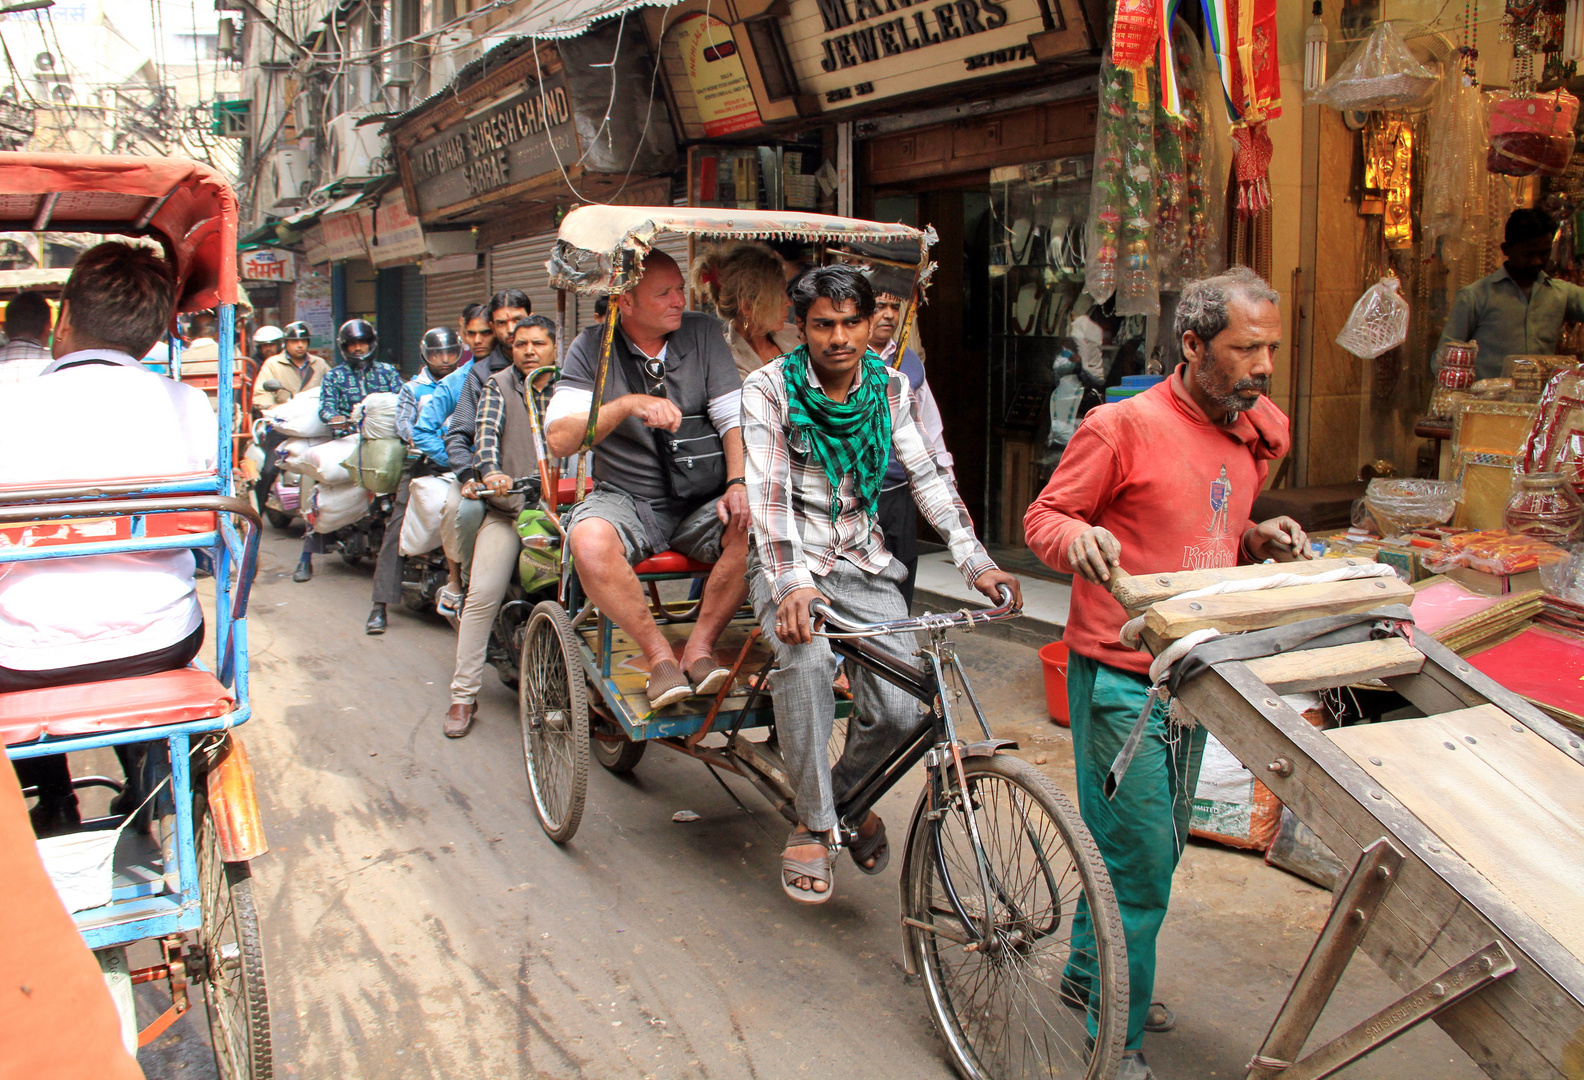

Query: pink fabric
[[1024, 370, 1290, 675], [1409, 579, 1501, 636]]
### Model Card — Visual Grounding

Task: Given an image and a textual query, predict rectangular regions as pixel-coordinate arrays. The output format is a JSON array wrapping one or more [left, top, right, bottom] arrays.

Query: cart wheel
[[592, 730, 647, 774], [195, 793, 272, 1080], [520, 600, 589, 842], [263, 507, 292, 530], [903, 754, 1126, 1080]]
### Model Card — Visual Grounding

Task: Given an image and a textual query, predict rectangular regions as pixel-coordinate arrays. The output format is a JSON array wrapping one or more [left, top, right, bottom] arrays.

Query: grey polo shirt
[[1438, 266, 1584, 380], [552, 311, 741, 501]]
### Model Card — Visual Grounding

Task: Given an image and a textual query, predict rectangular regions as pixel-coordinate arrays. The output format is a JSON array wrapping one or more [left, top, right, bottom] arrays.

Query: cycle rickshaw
[[0, 153, 269, 1078], [510, 205, 1128, 1080]]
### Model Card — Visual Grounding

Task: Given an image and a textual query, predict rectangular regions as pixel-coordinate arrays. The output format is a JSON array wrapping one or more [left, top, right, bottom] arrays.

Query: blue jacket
[[411, 359, 475, 467]]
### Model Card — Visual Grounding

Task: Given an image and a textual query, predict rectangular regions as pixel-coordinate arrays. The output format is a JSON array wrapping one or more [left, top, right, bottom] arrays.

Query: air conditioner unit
[[271, 148, 309, 207], [429, 31, 477, 88], [328, 110, 386, 181]]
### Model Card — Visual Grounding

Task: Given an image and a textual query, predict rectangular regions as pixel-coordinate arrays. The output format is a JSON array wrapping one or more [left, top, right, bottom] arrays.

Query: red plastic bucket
[[1039, 642, 1070, 727]]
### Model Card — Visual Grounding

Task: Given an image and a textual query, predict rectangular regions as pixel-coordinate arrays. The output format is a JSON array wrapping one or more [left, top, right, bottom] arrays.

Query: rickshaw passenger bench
[[0, 668, 234, 746]]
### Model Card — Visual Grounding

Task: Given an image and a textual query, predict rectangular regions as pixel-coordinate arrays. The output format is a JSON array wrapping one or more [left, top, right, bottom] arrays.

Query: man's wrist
[[457, 467, 479, 485]]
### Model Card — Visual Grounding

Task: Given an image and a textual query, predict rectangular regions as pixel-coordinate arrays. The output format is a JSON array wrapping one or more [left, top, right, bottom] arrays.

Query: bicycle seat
[[633, 551, 714, 575], [0, 668, 234, 746]]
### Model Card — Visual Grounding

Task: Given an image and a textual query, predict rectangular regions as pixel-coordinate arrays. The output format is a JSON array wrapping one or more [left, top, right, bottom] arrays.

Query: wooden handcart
[[1111, 557, 1584, 1080]]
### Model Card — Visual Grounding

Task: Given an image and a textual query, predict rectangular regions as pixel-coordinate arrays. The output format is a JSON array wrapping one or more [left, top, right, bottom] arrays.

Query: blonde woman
[[692, 241, 803, 377]]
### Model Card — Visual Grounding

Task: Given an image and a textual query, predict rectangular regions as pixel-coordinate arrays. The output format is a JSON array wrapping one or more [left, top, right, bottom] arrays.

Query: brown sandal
[[848, 814, 889, 875], [782, 826, 833, 905]]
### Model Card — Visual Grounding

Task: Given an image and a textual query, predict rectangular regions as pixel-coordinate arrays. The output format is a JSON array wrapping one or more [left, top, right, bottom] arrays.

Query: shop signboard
[[778, 0, 1083, 112], [302, 224, 329, 266], [369, 189, 426, 267], [665, 12, 764, 137], [403, 74, 578, 219], [239, 249, 296, 282], [321, 209, 371, 262]]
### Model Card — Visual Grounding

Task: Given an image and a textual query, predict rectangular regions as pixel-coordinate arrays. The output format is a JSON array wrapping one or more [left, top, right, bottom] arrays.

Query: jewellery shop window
[[988, 158, 1097, 544]]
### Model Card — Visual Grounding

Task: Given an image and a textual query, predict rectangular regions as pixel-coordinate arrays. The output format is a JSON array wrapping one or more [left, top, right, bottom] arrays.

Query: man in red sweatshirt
[[1024, 267, 1311, 1080]]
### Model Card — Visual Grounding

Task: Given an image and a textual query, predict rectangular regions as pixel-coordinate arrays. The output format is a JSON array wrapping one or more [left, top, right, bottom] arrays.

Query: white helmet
[[254, 325, 285, 345]]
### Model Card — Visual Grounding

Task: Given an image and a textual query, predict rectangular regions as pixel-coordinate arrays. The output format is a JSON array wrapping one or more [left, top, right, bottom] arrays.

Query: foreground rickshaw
[[510, 206, 1130, 1080], [0, 153, 269, 1078]]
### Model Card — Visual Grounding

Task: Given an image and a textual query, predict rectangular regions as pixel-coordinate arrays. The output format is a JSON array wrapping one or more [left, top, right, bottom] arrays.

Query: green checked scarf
[[783, 345, 893, 523]]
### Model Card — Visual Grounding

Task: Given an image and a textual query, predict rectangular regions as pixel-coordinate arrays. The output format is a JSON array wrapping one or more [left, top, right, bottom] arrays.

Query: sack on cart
[[354, 392, 401, 440], [262, 387, 331, 438], [308, 481, 372, 534], [345, 437, 406, 494], [400, 473, 451, 555]]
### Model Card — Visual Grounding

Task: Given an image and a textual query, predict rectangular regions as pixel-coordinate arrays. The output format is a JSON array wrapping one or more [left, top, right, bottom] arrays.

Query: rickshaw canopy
[[0, 152, 239, 313], [548, 205, 936, 295]]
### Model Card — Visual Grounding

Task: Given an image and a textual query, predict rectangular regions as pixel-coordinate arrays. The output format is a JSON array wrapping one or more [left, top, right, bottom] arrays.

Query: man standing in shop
[[1024, 267, 1310, 1080], [865, 268, 953, 609], [1439, 207, 1584, 381]]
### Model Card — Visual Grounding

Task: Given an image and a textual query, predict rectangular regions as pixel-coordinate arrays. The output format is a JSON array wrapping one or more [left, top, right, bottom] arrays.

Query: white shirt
[[877, 337, 954, 475], [0, 350, 217, 671], [0, 336, 51, 388]]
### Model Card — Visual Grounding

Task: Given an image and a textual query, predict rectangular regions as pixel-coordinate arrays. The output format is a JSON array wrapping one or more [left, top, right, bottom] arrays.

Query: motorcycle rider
[[253, 321, 329, 518], [445, 314, 557, 737], [293, 319, 403, 583], [365, 328, 464, 634], [249, 324, 284, 390]]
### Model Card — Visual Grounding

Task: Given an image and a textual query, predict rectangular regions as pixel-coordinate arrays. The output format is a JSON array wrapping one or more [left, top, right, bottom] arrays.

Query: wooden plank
[[1329, 705, 1584, 964], [1172, 663, 1583, 1077], [1143, 577, 1415, 640], [1242, 637, 1425, 694], [1110, 558, 1374, 612]]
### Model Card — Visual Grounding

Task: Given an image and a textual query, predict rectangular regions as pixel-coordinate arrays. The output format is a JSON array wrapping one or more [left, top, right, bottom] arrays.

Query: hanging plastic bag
[[1488, 90, 1580, 177], [1422, 76, 1490, 272], [1336, 276, 1410, 359], [1308, 22, 1437, 111], [344, 437, 406, 494]]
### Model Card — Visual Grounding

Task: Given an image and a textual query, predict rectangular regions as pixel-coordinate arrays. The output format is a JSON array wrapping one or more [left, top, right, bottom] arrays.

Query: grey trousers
[[450, 509, 519, 704], [371, 469, 411, 605], [748, 551, 921, 833]]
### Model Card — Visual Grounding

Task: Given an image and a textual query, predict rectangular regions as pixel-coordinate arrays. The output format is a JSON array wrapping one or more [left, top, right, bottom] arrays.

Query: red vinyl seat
[[0, 668, 234, 747], [633, 551, 714, 575], [555, 477, 581, 505]]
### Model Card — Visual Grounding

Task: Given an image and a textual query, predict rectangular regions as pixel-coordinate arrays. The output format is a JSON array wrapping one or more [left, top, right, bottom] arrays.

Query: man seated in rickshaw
[[0, 242, 216, 834], [543, 249, 748, 709], [740, 264, 1021, 903]]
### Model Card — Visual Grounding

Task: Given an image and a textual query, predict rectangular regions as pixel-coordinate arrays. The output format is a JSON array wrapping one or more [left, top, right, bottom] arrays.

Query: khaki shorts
[[562, 483, 726, 566]]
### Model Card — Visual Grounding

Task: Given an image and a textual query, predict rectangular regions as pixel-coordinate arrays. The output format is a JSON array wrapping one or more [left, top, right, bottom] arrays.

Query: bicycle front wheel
[[904, 754, 1126, 1080]]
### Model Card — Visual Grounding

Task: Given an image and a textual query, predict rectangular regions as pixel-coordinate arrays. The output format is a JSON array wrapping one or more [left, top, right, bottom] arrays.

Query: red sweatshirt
[[1024, 367, 1291, 675]]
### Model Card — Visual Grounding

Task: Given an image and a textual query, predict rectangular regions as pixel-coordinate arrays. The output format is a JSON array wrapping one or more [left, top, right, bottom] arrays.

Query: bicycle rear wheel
[[520, 601, 588, 842], [904, 754, 1126, 1080]]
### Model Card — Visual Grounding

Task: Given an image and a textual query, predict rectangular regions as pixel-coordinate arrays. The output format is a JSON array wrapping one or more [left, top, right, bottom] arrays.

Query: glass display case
[[985, 156, 1093, 546]]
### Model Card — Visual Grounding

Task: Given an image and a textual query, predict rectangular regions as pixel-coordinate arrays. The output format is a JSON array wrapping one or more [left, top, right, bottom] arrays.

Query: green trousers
[[1062, 652, 1206, 1051]]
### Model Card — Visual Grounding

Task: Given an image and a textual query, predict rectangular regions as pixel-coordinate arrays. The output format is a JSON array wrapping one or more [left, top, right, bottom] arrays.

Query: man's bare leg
[[679, 522, 749, 671], [568, 518, 674, 668]]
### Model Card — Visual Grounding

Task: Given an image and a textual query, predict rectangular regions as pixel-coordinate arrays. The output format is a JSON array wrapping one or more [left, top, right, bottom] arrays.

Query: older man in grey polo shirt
[[1439, 208, 1584, 381], [544, 249, 751, 709]]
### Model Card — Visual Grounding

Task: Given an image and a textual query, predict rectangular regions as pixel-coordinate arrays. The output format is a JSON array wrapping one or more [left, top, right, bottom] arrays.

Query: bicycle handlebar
[[810, 585, 1019, 638]]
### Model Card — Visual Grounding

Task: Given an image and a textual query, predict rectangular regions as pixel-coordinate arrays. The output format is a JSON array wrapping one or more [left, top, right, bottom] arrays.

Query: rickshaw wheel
[[195, 792, 272, 1080], [263, 508, 292, 530], [520, 600, 589, 843], [903, 755, 1125, 1080], [591, 730, 647, 774]]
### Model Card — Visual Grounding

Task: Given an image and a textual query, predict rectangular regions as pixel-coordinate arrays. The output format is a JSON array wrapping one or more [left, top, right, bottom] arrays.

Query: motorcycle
[[401, 546, 449, 615]]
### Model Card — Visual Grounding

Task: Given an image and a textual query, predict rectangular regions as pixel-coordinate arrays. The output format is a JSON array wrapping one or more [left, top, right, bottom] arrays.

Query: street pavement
[[135, 525, 1483, 1079]]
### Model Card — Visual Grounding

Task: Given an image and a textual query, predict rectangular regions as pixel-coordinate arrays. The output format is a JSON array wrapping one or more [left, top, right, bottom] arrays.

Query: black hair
[[62, 241, 177, 357], [488, 289, 532, 319], [4, 290, 51, 339], [593, 295, 609, 320], [789, 263, 875, 323], [513, 313, 557, 342], [1506, 208, 1558, 248], [462, 302, 488, 324]]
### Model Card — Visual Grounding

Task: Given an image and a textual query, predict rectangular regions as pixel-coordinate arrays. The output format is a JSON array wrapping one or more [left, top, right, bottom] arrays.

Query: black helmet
[[283, 321, 312, 341], [337, 318, 378, 361], [421, 326, 461, 361]]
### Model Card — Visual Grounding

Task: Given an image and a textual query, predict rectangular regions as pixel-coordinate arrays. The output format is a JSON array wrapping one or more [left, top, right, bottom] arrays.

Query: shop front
[[387, 25, 680, 345]]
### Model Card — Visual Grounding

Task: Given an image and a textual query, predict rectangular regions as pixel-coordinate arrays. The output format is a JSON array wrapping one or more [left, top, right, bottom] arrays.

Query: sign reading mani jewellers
[[404, 75, 577, 217], [781, 0, 1050, 110]]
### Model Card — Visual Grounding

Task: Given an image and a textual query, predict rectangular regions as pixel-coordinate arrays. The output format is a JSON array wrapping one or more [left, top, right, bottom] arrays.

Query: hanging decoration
[[1164, 20, 1228, 287], [1083, 56, 1157, 311], [1361, 114, 1415, 250], [1422, 68, 1491, 286], [1206, 0, 1282, 218], [1488, 89, 1580, 175]]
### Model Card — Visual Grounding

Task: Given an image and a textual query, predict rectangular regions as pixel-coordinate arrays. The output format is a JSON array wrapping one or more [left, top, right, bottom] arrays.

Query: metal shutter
[[486, 232, 558, 315], [423, 268, 488, 334], [400, 265, 426, 377]]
